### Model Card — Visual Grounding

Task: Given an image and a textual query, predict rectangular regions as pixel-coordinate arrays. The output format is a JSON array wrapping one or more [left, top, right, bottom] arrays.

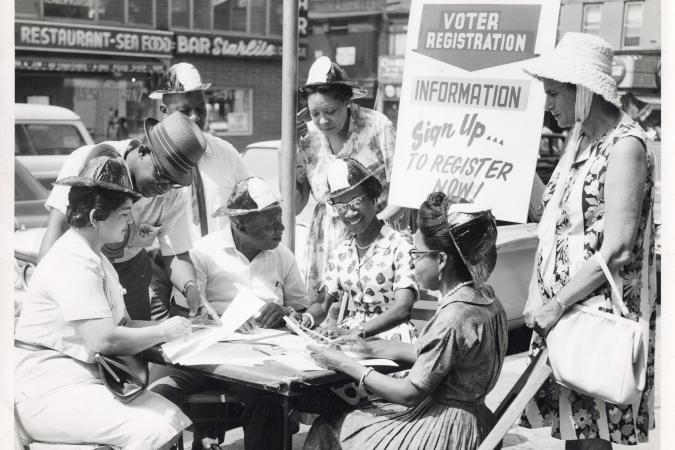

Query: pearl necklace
[[444, 281, 474, 299], [355, 239, 374, 250]]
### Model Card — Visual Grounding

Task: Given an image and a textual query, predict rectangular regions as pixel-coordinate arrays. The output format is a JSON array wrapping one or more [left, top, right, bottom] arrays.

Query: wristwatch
[[356, 324, 366, 338], [182, 280, 200, 296]]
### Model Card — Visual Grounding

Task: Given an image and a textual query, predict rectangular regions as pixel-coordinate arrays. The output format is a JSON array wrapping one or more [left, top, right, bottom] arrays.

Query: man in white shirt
[[150, 177, 309, 449], [39, 112, 209, 321], [147, 62, 252, 320]]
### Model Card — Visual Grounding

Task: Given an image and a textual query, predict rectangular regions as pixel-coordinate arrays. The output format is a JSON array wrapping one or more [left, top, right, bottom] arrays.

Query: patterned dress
[[297, 104, 397, 301], [520, 120, 657, 445], [303, 285, 508, 450], [322, 224, 419, 343]]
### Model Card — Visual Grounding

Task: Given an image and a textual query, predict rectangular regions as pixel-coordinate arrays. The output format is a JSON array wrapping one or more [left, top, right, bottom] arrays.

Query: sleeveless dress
[[520, 120, 657, 444], [303, 285, 508, 450]]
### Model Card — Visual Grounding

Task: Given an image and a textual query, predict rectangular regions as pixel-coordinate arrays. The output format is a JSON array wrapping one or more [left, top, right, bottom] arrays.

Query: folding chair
[[478, 348, 551, 450]]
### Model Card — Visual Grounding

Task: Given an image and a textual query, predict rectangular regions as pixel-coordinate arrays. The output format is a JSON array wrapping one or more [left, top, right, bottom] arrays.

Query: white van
[[15, 103, 95, 189]]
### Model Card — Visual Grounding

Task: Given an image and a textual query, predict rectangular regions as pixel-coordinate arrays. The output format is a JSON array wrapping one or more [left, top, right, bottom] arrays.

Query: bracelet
[[358, 367, 374, 391], [302, 312, 315, 329], [356, 324, 366, 338], [182, 280, 200, 296]]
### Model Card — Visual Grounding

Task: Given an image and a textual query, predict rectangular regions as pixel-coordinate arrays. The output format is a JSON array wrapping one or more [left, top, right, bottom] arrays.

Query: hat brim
[[522, 55, 622, 108], [143, 117, 193, 186], [302, 82, 368, 99], [149, 83, 213, 100], [212, 202, 281, 218], [54, 177, 142, 199], [324, 173, 378, 203]]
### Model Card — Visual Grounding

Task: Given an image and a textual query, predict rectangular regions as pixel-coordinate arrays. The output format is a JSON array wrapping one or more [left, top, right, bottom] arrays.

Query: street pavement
[[188, 317, 662, 449]]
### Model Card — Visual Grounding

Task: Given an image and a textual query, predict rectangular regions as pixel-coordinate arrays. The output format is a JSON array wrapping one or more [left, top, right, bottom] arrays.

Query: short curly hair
[[66, 186, 133, 228], [300, 83, 353, 103]]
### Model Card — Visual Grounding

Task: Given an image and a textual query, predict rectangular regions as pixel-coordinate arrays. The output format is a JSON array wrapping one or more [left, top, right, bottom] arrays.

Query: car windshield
[[16, 123, 87, 156], [15, 160, 49, 202]]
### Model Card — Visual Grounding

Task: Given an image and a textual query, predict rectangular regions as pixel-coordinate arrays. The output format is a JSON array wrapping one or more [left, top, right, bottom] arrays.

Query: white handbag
[[545, 252, 646, 405]]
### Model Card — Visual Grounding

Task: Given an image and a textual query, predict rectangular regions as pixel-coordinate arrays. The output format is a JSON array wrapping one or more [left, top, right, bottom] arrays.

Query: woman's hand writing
[[159, 316, 191, 342], [332, 335, 374, 358], [307, 344, 355, 372]]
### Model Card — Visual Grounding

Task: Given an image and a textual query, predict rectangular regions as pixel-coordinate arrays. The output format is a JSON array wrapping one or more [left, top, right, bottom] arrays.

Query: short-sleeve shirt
[[322, 224, 418, 317], [184, 133, 251, 240], [45, 140, 192, 261], [15, 230, 128, 399], [297, 104, 396, 201], [407, 286, 508, 403], [190, 225, 310, 312]]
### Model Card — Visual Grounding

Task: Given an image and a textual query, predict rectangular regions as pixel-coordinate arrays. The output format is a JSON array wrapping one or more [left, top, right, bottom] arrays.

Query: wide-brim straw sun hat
[[302, 56, 368, 99], [55, 154, 141, 200], [213, 177, 281, 217], [149, 62, 212, 100], [444, 200, 498, 287], [522, 32, 621, 108], [324, 158, 382, 203]]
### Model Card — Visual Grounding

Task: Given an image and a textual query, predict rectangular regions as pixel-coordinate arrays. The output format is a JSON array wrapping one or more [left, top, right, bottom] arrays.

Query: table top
[[142, 336, 407, 397]]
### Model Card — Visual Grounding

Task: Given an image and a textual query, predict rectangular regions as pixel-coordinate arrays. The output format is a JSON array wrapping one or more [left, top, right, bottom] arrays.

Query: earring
[[438, 271, 443, 282]]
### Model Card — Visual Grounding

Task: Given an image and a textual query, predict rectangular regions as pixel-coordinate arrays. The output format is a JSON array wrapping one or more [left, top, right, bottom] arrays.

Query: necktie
[[191, 167, 209, 237]]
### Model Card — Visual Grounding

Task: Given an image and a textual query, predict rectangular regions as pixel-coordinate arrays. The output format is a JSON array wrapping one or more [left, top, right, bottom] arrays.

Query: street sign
[[388, 0, 560, 223]]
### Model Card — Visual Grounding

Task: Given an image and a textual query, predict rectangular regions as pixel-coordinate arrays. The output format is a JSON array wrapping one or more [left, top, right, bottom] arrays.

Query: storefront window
[[250, 0, 266, 34], [204, 88, 253, 136], [269, 0, 283, 35], [193, 0, 212, 29], [15, 0, 40, 16], [129, 0, 154, 26], [98, 0, 125, 23], [582, 4, 601, 35], [44, 0, 96, 20], [623, 2, 643, 47], [214, 0, 247, 32], [388, 24, 407, 56], [171, 0, 190, 28]]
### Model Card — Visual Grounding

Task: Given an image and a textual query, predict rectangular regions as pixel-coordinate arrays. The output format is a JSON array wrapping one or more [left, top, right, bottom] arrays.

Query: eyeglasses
[[148, 150, 183, 190], [408, 249, 442, 262], [330, 194, 367, 214]]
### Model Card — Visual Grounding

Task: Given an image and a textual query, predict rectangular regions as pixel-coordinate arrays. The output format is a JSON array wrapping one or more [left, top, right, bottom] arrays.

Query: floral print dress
[[520, 120, 657, 445], [322, 224, 419, 343], [297, 104, 398, 302]]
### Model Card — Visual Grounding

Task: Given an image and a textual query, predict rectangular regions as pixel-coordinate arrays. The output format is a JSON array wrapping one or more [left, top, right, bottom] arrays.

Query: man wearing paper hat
[[151, 177, 310, 450], [150, 62, 251, 240], [39, 111, 213, 322]]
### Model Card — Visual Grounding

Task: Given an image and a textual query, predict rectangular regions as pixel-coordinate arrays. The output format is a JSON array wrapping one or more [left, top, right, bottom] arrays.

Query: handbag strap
[[595, 252, 629, 316]]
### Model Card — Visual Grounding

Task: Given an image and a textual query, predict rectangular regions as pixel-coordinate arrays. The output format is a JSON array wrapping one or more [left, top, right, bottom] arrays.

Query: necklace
[[444, 281, 473, 299], [355, 238, 375, 250]]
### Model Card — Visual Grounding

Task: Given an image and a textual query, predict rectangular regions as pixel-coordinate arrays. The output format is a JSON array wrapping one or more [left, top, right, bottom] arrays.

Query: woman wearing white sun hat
[[519, 33, 656, 449]]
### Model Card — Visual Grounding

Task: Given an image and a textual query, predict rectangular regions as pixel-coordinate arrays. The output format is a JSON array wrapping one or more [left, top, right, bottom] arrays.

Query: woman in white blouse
[[15, 155, 192, 450]]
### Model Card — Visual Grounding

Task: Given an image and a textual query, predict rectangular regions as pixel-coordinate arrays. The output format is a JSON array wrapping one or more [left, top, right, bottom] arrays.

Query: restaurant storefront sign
[[15, 20, 174, 58], [175, 32, 307, 59]]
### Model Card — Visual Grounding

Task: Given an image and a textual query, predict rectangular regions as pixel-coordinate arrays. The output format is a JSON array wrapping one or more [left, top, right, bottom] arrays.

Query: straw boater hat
[[149, 62, 212, 100], [522, 32, 622, 108], [213, 177, 281, 217], [143, 111, 207, 186], [55, 154, 141, 200], [442, 198, 498, 288], [324, 158, 382, 202], [302, 56, 367, 99]]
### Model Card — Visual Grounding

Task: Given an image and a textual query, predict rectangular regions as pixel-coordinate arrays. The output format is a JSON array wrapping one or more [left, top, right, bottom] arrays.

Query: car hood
[[14, 227, 46, 262]]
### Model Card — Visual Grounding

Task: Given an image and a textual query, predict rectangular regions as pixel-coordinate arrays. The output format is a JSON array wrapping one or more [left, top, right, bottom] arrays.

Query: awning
[[15, 55, 167, 74]]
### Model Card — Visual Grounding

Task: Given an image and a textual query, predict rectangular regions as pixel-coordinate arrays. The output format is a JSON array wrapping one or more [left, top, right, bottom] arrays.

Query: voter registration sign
[[388, 0, 560, 223]]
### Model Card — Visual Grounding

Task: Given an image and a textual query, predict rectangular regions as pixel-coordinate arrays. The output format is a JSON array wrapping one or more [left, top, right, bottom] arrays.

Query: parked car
[[15, 103, 94, 189], [14, 159, 49, 317]]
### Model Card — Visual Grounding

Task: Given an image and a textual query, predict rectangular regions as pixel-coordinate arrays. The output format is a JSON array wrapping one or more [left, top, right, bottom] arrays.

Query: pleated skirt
[[304, 397, 495, 450]]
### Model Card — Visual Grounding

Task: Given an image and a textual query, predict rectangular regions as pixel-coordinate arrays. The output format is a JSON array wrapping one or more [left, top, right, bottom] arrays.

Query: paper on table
[[161, 288, 266, 363], [220, 328, 290, 342], [177, 343, 268, 367]]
